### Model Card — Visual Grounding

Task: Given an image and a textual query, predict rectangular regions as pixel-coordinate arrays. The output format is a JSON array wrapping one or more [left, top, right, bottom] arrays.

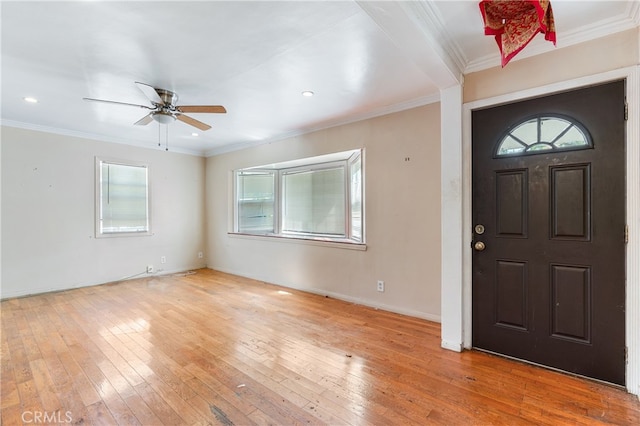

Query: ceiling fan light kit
[[152, 111, 176, 124], [83, 81, 226, 132]]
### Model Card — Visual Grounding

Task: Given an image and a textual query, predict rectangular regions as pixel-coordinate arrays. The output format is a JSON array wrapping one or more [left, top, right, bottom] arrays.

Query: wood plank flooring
[[1, 268, 639, 425]]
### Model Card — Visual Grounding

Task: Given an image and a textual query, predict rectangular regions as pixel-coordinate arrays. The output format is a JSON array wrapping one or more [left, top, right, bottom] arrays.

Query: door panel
[[495, 260, 528, 329], [496, 170, 528, 237], [550, 264, 590, 342], [550, 164, 590, 240], [472, 80, 626, 385]]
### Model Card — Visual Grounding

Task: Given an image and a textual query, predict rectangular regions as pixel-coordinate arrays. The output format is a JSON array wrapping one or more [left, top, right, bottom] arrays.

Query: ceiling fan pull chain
[[165, 125, 169, 152]]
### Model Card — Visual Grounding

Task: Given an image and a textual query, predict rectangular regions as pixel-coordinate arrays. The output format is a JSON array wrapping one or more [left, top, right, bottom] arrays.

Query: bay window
[[234, 150, 363, 244]]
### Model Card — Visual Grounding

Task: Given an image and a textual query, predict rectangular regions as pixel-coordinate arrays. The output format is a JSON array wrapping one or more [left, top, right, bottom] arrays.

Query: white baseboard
[[0, 266, 202, 300], [209, 266, 441, 323]]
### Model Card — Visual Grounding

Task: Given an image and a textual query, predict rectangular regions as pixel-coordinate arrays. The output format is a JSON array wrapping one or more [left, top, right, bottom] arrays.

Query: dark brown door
[[472, 81, 626, 385]]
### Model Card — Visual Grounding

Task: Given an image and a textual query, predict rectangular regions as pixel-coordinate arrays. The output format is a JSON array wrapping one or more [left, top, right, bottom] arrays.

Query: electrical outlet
[[160, 256, 166, 264], [377, 280, 384, 292], [147, 265, 154, 273], [198, 251, 203, 259]]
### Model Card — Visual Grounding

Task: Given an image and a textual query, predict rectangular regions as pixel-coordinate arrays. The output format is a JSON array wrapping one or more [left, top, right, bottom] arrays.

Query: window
[[96, 158, 150, 237], [236, 171, 275, 233], [495, 115, 592, 157], [282, 166, 345, 236], [234, 150, 363, 244]]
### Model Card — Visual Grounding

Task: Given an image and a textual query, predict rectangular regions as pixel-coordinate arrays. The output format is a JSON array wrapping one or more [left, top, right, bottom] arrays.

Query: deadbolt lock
[[474, 224, 485, 235]]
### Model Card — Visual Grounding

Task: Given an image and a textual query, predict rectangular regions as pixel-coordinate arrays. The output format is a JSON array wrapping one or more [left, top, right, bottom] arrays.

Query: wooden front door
[[471, 81, 626, 385]]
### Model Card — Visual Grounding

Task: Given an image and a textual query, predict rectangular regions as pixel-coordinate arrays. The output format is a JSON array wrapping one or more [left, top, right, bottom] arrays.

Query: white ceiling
[[2, 1, 638, 156]]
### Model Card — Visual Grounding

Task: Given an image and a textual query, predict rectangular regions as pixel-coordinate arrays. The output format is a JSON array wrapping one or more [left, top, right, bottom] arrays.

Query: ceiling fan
[[83, 82, 226, 131]]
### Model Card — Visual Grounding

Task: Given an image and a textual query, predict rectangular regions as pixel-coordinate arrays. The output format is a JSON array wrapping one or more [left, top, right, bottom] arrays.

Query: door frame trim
[[456, 66, 640, 395]]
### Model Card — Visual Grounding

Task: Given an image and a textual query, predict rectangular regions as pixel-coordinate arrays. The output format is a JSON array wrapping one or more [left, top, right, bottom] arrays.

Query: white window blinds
[[97, 159, 149, 235]]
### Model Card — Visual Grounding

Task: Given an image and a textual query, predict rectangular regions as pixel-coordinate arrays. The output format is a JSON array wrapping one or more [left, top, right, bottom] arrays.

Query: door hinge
[[624, 101, 628, 121], [625, 225, 629, 244]]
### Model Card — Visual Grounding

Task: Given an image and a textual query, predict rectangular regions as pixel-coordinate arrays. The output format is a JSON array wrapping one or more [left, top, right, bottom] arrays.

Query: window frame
[[233, 150, 364, 245], [348, 150, 363, 243], [95, 157, 152, 238]]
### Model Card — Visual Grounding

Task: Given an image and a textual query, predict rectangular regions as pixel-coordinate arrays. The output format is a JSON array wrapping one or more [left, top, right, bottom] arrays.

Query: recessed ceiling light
[[301, 91, 314, 97], [23, 97, 38, 103], [191, 132, 199, 137]]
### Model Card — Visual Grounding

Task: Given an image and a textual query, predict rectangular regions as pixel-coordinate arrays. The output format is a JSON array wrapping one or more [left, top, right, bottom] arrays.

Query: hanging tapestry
[[479, 0, 556, 67]]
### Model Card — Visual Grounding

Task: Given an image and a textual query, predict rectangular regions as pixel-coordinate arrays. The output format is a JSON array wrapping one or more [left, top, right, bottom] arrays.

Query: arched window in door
[[495, 115, 592, 157]]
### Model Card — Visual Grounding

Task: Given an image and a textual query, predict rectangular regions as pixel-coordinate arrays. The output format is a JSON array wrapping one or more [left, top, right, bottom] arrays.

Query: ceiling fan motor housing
[[151, 88, 178, 123], [156, 88, 178, 107]]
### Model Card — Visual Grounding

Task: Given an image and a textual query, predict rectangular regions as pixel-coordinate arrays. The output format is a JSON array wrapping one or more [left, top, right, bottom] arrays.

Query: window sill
[[228, 232, 367, 251], [95, 231, 153, 239]]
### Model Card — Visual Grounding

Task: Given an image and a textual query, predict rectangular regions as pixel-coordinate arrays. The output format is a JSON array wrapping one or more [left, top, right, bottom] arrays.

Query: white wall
[[206, 104, 442, 321], [1, 126, 207, 298]]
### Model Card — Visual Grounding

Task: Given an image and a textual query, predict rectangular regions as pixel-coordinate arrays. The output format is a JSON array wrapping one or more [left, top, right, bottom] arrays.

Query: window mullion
[[233, 170, 240, 233], [275, 170, 281, 235], [344, 160, 351, 239]]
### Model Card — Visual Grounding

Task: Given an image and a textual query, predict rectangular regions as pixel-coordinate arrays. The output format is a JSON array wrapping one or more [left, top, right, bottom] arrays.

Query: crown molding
[[0, 120, 204, 157], [399, 0, 467, 81], [3, 91, 440, 159], [630, 0, 640, 25], [465, 5, 640, 74], [205, 92, 441, 157], [356, 0, 462, 89]]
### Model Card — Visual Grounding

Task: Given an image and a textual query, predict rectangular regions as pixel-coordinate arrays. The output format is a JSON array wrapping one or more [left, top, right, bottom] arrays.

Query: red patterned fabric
[[479, 0, 556, 67]]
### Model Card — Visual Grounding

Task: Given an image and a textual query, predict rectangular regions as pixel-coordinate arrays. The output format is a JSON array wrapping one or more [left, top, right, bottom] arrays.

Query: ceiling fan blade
[[134, 113, 154, 126], [83, 98, 153, 109], [177, 114, 212, 131], [134, 81, 164, 105], [177, 105, 227, 114]]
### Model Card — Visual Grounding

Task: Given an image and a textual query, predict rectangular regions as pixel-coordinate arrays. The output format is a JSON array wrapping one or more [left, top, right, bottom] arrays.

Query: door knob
[[474, 241, 486, 251]]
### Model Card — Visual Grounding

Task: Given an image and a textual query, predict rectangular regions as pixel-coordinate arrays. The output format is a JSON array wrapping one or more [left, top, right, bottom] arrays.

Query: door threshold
[[472, 347, 627, 391]]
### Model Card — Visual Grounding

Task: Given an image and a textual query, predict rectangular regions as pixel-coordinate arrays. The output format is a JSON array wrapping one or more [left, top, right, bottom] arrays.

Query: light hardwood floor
[[1, 269, 639, 425]]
